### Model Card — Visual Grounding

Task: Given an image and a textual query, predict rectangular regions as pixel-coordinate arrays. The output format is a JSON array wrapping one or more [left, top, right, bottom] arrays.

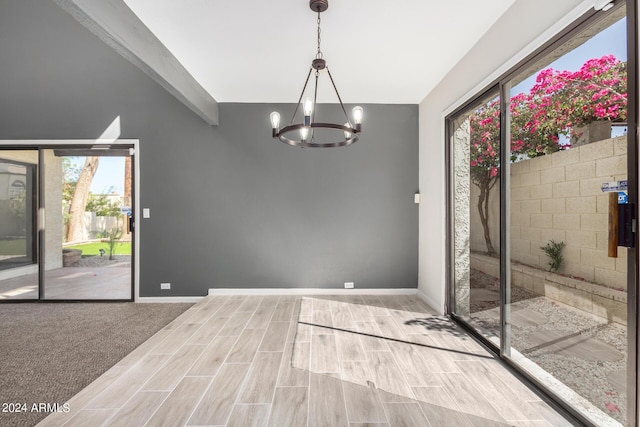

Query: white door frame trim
[[0, 139, 141, 301]]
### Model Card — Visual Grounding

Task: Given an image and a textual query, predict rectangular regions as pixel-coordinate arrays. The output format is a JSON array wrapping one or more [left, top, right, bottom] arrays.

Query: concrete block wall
[[471, 136, 628, 291], [471, 253, 627, 325]]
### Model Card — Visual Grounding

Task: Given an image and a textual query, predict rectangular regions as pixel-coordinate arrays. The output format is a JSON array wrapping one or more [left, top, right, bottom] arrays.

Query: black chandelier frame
[[270, 0, 362, 148]]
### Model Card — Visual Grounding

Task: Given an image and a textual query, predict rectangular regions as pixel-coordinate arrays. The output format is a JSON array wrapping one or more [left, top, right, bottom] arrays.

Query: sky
[[68, 156, 125, 195]]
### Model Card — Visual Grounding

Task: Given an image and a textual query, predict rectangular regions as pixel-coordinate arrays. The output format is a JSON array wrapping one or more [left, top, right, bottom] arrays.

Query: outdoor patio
[[0, 256, 131, 300], [466, 269, 627, 425]]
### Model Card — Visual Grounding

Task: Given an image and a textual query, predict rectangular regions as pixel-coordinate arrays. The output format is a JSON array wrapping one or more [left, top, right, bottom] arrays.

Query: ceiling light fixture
[[269, 0, 362, 148]]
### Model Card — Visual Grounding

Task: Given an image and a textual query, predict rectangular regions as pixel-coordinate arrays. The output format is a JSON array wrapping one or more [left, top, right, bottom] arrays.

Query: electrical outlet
[[344, 282, 354, 289], [160, 282, 171, 290]]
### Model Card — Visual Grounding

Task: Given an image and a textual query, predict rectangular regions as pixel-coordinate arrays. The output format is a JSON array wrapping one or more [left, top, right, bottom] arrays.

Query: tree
[[66, 157, 99, 242], [124, 155, 132, 234], [62, 157, 82, 205], [469, 99, 501, 256], [86, 193, 121, 217], [530, 55, 627, 131], [105, 227, 123, 260], [469, 55, 627, 255], [124, 156, 132, 209]]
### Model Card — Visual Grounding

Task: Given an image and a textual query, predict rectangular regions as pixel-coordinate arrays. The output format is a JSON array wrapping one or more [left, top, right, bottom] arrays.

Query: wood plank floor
[[38, 295, 574, 426]]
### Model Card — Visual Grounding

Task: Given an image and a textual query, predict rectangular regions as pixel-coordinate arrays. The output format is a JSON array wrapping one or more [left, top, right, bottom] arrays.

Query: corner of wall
[[417, 102, 446, 315], [416, 0, 589, 317]]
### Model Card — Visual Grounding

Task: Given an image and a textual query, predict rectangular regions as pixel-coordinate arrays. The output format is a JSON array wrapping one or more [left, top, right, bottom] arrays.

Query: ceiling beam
[[54, 0, 219, 126]]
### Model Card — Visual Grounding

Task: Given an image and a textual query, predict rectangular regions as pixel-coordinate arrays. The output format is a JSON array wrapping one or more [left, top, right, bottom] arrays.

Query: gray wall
[[0, 0, 418, 296]]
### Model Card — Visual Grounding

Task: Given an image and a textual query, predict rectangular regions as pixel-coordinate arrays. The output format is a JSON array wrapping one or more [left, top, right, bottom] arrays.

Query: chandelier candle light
[[269, 0, 363, 148]]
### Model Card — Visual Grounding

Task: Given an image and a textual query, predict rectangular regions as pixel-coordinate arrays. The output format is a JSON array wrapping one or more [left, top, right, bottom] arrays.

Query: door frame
[[0, 139, 140, 301]]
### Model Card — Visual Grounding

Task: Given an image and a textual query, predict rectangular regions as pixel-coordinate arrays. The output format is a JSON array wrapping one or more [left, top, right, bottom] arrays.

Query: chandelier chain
[[316, 11, 323, 59]]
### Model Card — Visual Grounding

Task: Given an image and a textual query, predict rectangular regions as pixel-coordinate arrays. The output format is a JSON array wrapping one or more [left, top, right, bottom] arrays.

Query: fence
[[470, 135, 627, 292]]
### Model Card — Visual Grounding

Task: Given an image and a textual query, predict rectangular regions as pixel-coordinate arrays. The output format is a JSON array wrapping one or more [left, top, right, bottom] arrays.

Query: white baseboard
[[208, 288, 418, 296], [416, 289, 443, 314], [136, 296, 204, 303]]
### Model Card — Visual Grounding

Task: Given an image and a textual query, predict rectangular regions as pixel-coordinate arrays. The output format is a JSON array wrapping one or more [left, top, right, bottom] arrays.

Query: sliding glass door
[[0, 145, 134, 301], [43, 147, 133, 300], [448, 3, 635, 425], [505, 8, 629, 425]]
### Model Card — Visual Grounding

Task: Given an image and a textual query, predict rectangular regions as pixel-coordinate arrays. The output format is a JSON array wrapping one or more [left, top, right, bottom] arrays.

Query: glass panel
[[506, 9, 628, 425], [452, 89, 502, 345], [43, 148, 132, 300], [0, 151, 38, 299]]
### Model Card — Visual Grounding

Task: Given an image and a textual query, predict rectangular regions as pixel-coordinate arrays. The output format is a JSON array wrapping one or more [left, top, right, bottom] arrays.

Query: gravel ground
[[75, 255, 131, 268], [468, 269, 627, 424]]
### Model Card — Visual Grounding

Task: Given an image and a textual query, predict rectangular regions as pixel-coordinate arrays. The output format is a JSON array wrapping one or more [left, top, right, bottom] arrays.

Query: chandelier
[[269, 0, 363, 148]]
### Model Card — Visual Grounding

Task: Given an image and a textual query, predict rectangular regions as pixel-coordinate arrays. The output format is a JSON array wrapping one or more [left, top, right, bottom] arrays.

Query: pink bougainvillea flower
[[605, 402, 621, 412]]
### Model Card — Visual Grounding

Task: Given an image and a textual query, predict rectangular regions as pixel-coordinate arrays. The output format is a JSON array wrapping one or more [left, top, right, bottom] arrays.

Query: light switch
[[414, 193, 421, 204], [143, 208, 150, 218]]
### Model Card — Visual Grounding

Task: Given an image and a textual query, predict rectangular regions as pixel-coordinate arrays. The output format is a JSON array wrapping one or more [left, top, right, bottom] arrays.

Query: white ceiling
[[123, 0, 516, 104]]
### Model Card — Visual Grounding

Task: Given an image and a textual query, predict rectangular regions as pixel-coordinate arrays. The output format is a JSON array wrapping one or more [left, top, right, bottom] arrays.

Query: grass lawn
[[66, 241, 132, 256]]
